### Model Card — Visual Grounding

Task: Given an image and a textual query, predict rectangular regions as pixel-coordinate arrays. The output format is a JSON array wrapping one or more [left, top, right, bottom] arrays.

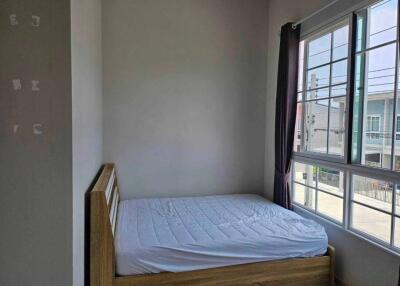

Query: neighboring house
[[363, 92, 399, 169]]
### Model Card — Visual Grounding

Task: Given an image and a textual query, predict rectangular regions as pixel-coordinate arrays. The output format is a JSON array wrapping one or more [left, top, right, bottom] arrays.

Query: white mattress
[[115, 194, 328, 276]]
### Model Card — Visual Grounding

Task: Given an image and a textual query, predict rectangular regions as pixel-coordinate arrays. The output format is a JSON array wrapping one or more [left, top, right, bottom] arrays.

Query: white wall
[[0, 1, 73, 285], [103, 0, 268, 199], [71, 0, 103, 285], [265, 1, 399, 285]]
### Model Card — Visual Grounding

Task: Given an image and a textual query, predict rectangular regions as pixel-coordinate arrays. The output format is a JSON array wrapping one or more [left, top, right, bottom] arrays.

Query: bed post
[[90, 164, 117, 286], [327, 245, 336, 286]]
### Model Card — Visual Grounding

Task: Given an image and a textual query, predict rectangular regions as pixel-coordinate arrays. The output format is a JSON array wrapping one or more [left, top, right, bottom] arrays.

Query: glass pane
[[357, 0, 398, 51], [297, 92, 302, 102], [356, 44, 396, 169], [352, 175, 393, 213], [293, 103, 303, 152], [331, 84, 347, 97], [368, 0, 398, 49], [356, 10, 367, 52], [395, 217, 400, 248], [306, 87, 329, 100], [293, 162, 316, 187], [331, 59, 348, 85], [333, 25, 349, 61], [352, 54, 365, 163], [352, 202, 392, 243], [317, 192, 343, 222], [307, 65, 330, 89], [308, 33, 331, 69], [329, 96, 346, 156], [317, 167, 343, 195], [396, 185, 400, 215], [395, 97, 400, 171], [294, 183, 315, 209], [298, 41, 305, 92], [305, 99, 329, 153]]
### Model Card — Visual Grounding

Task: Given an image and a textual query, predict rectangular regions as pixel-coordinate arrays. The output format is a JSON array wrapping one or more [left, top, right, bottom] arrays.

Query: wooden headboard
[[90, 163, 120, 286]]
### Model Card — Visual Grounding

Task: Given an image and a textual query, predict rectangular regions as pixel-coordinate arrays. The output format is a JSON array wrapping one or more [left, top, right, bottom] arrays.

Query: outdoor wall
[[265, 0, 399, 285], [0, 1, 73, 286], [103, 0, 268, 199], [71, 0, 103, 285]]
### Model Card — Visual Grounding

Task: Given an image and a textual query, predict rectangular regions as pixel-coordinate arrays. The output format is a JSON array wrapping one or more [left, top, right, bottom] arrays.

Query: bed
[[91, 163, 335, 286]]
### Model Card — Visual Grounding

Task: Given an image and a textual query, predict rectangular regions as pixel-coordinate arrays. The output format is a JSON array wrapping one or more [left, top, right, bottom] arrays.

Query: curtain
[[273, 23, 300, 209]]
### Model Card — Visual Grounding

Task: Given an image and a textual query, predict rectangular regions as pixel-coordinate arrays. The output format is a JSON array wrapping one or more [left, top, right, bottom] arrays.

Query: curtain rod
[[292, 0, 340, 29]]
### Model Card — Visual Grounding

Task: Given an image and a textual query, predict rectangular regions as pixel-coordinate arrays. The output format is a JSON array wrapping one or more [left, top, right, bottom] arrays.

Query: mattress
[[115, 194, 328, 276]]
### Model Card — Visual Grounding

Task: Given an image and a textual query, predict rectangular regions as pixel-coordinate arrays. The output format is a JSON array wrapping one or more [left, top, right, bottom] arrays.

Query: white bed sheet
[[115, 194, 328, 275]]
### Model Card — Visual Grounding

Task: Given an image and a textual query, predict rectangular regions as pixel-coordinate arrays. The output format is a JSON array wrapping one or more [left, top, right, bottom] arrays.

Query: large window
[[296, 22, 349, 156], [293, 0, 400, 253]]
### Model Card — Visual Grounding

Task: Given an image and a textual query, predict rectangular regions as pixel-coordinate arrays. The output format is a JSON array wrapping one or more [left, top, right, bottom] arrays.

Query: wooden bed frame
[[90, 163, 336, 286]]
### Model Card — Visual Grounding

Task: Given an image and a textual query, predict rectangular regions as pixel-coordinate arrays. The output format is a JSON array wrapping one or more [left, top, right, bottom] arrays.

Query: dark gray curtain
[[273, 23, 300, 209]]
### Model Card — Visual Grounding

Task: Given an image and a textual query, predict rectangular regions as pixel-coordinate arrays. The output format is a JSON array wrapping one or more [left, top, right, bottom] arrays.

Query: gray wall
[[71, 0, 103, 285], [265, 0, 399, 285], [0, 1, 73, 286], [103, 0, 268, 199]]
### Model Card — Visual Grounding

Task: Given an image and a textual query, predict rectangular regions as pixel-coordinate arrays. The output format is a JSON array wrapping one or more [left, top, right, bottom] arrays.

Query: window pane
[[356, 10, 367, 52], [395, 217, 400, 248], [357, 0, 398, 51], [352, 175, 393, 213], [331, 59, 348, 85], [366, 44, 396, 93], [333, 25, 349, 61], [396, 185, 400, 215], [297, 92, 302, 102], [354, 44, 396, 169], [293, 162, 316, 187], [352, 202, 392, 243], [352, 54, 365, 163], [329, 96, 346, 156], [293, 183, 315, 209], [298, 41, 305, 92], [395, 97, 400, 171], [317, 192, 343, 222], [318, 167, 343, 195], [308, 33, 331, 69], [306, 87, 329, 100], [305, 100, 328, 153], [307, 65, 330, 89], [331, 84, 347, 97], [293, 103, 303, 152]]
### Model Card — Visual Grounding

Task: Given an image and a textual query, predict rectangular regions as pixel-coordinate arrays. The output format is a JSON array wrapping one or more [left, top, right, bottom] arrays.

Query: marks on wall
[[12, 79, 22, 90], [7, 13, 44, 136], [13, 124, 19, 134], [9, 14, 41, 27], [31, 15, 40, 27], [9, 14, 18, 26], [31, 80, 40, 91], [33, 123, 43, 135]]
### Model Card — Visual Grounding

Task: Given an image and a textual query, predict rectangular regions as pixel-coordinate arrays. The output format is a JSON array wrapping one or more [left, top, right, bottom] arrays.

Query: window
[[367, 115, 380, 132], [296, 22, 349, 156], [293, 0, 400, 253], [353, 0, 399, 171], [293, 162, 344, 223], [366, 115, 381, 140]]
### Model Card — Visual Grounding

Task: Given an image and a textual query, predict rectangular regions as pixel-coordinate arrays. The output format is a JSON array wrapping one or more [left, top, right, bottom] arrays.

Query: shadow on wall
[[84, 165, 104, 286]]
